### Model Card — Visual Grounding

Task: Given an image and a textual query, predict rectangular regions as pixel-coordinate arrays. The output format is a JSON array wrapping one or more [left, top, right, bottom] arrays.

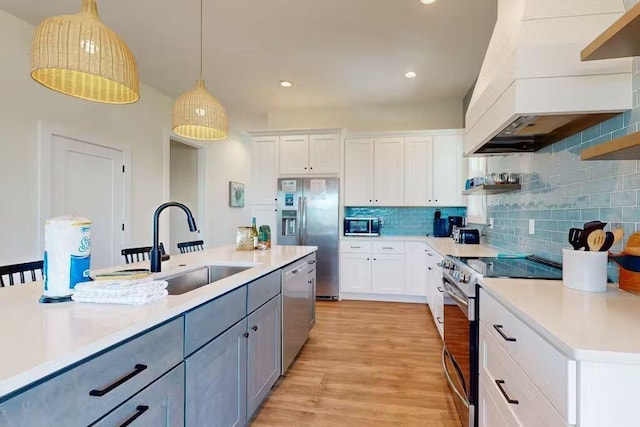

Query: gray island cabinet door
[[185, 318, 248, 427], [247, 296, 281, 418], [92, 363, 184, 427]]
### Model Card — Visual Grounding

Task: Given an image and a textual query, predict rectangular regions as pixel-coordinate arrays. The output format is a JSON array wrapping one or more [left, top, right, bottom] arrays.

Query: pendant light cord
[[200, 0, 203, 80]]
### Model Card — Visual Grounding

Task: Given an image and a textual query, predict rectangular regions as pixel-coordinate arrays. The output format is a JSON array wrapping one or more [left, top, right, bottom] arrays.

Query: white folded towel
[[72, 277, 168, 305]]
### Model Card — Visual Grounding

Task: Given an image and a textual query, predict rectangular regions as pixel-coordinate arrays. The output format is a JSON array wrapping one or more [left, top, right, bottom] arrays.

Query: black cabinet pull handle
[[493, 324, 517, 342], [89, 364, 147, 397], [252, 325, 258, 331], [436, 316, 443, 324], [119, 405, 150, 427], [307, 260, 317, 264], [437, 287, 444, 293], [495, 380, 519, 404], [243, 332, 249, 338], [427, 253, 433, 257]]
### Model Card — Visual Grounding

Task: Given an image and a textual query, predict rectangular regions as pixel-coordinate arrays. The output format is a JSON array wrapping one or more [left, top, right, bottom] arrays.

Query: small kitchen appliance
[[343, 217, 380, 237], [453, 228, 480, 244], [433, 210, 449, 237], [448, 216, 464, 236]]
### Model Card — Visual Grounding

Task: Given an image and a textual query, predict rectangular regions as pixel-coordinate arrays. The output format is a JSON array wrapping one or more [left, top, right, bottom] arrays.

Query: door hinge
[[121, 223, 125, 231], [122, 165, 125, 173]]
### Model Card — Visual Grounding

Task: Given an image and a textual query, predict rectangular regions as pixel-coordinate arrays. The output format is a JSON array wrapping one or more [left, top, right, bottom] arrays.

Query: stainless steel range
[[439, 255, 562, 427]]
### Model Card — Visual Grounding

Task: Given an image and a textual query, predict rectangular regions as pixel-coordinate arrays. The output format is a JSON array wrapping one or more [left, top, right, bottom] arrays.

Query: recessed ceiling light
[[420, 0, 436, 4], [405, 71, 417, 79], [280, 80, 293, 87]]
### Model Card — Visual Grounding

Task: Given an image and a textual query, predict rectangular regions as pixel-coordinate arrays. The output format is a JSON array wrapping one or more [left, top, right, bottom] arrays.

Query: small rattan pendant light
[[172, 0, 228, 141], [31, 0, 139, 104]]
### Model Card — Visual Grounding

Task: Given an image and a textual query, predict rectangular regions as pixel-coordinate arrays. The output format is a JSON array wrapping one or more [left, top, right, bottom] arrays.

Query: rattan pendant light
[[172, 0, 228, 140], [31, 0, 139, 104]]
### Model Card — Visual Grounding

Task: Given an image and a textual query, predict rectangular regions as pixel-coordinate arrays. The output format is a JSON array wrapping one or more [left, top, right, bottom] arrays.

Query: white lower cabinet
[[404, 242, 428, 296], [340, 240, 409, 298], [479, 289, 574, 427], [425, 245, 444, 338]]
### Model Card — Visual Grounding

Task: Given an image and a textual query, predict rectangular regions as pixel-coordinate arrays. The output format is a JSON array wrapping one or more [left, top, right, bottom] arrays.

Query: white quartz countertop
[[340, 236, 500, 257], [481, 278, 640, 364], [0, 245, 316, 400]]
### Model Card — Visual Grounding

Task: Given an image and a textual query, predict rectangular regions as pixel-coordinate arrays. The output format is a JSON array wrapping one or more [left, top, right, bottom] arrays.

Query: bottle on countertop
[[251, 217, 259, 249], [259, 225, 271, 249]]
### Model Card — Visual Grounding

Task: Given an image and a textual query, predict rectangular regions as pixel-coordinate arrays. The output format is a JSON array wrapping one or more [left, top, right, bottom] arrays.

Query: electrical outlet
[[529, 219, 535, 235], [489, 218, 494, 229]]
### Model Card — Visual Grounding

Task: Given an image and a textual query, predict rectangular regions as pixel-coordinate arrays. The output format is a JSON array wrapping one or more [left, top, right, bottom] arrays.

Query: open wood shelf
[[581, 3, 640, 61], [581, 131, 640, 160], [462, 184, 521, 196]]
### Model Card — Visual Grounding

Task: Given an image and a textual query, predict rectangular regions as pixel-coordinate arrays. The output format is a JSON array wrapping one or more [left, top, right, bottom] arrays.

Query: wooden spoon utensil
[[587, 229, 606, 252]]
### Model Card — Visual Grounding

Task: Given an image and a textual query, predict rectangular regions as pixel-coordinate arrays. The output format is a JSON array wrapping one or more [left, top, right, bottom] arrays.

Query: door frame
[[164, 132, 208, 250], [38, 121, 132, 254]]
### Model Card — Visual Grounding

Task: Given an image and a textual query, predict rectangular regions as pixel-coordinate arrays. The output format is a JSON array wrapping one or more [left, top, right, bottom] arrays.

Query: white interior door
[[51, 135, 124, 269], [170, 140, 200, 254]]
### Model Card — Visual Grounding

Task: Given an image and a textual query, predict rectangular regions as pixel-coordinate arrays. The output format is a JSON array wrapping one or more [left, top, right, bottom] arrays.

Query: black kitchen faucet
[[150, 202, 198, 272]]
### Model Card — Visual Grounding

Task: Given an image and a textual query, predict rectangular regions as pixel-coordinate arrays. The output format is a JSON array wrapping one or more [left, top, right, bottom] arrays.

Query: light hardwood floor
[[251, 300, 462, 427]]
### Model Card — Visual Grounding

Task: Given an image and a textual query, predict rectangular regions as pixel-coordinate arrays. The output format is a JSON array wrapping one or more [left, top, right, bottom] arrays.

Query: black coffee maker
[[448, 216, 464, 237], [433, 210, 449, 237]]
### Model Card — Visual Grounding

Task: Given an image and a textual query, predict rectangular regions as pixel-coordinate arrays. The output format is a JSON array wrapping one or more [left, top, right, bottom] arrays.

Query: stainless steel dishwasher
[[282, 255, 315, 373]]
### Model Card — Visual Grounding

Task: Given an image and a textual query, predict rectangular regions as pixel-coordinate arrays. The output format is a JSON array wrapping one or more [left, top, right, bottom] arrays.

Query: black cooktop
[[457, 256, 563, 280]]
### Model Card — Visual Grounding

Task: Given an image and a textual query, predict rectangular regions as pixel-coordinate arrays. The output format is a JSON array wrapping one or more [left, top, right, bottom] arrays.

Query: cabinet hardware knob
[[436, 316, 443, 324], [119, 405, 150, 427], [243, 332, 250, 338], [428, 267, 432, 270], [251, 325, 258, 331], [89, 364, 147, 397], [373, 258, 377, 261], [493, 324, 517, 342], [304, 167, 307, 170], [369, 199, 372, 202], [495, 380, 519, 405], [366, 258, 370, 260]]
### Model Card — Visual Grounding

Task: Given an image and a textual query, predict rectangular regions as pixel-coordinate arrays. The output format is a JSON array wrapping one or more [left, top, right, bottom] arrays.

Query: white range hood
[[464, 0, 633, 156]]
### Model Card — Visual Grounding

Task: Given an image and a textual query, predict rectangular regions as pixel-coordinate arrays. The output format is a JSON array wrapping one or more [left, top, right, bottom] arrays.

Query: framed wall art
[[229, 181, 245, 207]]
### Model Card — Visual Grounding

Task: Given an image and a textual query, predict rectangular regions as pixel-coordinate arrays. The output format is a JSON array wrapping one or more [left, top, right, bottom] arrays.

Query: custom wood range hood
[[464, 0, 632, 156]]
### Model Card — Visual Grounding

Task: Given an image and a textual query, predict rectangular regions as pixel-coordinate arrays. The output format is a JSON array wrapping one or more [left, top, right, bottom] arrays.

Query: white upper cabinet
[[279, 133, 340, 175], [252, 136, 279, 205], [467, 156, 487, 225], [344, 138, 375, 206], [374, 138, 405, 206], [404, 136, 434, 205], [309, 134, 340, 174], [279, 135, 309, 175], [432, 134, 466, 207]]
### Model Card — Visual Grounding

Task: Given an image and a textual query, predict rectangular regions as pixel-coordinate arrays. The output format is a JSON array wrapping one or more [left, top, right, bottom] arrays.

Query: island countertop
[[0, 245, 316, 400]]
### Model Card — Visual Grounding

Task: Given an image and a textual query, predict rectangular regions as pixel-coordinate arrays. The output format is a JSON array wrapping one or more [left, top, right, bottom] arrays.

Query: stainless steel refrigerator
[[277, 178, 339, 300]]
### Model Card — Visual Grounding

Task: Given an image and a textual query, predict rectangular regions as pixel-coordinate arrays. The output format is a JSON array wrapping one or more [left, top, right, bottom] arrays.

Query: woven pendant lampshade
[[172, 0, 228, 141], [31, 0, 139, 104]]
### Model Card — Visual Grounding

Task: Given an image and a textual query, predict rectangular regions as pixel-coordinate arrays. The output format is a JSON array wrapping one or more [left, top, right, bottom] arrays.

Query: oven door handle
[[441, 347, 470, 408], [443, 284, 468, 308]]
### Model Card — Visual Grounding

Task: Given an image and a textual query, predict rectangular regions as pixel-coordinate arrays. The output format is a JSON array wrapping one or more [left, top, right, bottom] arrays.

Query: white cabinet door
[[371, 253, 405, 295], [340, 253, 372, 293], [279, 135, 309, 175], [374, 138, 404, 206], [309, 134, 340, 174], [252, 136, 279, 205], [433, 134, 464, 206], [404, 242, 428, 296], [404, 136, 433, 206], [344, 138, 374, 206]]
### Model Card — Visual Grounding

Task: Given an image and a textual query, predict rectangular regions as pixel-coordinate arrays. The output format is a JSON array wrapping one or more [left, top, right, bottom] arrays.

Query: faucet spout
[[151, 202, 198, 272]]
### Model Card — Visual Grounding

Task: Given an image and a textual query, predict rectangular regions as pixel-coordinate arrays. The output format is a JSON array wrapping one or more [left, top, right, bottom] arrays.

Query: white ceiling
[[0, 0, 497, 130]]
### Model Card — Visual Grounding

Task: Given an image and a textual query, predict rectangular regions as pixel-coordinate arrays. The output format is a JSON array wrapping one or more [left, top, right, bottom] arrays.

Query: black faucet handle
[[161, 254, 170, 262]]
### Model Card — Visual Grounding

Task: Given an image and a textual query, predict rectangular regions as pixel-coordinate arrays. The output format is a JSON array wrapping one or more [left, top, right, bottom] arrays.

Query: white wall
[[0, 10, 248, 265], [202, 131, 253, 247], [266, 100, 463, 132]]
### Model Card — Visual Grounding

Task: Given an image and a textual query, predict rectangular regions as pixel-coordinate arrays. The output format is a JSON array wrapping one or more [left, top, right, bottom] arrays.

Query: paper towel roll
[[43, 216, 91, 297]]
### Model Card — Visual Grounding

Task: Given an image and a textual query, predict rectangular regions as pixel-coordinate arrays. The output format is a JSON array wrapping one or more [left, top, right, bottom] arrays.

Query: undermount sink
[[164, 265, 252, 295]]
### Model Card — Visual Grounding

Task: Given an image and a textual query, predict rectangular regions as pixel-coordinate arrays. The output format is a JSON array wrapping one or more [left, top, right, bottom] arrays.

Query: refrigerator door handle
[[301, 197, 308, 246], [297, 197, 303, 245]]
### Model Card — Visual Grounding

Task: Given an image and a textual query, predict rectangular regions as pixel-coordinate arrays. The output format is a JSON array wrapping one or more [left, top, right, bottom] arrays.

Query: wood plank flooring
[[251, 300, 462, 427]]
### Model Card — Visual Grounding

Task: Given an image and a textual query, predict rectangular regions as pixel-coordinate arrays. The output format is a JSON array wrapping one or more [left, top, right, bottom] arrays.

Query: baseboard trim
[[339, 293, 427, 304]]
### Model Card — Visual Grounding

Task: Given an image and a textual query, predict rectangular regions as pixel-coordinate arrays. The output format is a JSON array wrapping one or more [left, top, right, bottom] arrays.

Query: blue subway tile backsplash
[[345, 207, 467, 236]]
